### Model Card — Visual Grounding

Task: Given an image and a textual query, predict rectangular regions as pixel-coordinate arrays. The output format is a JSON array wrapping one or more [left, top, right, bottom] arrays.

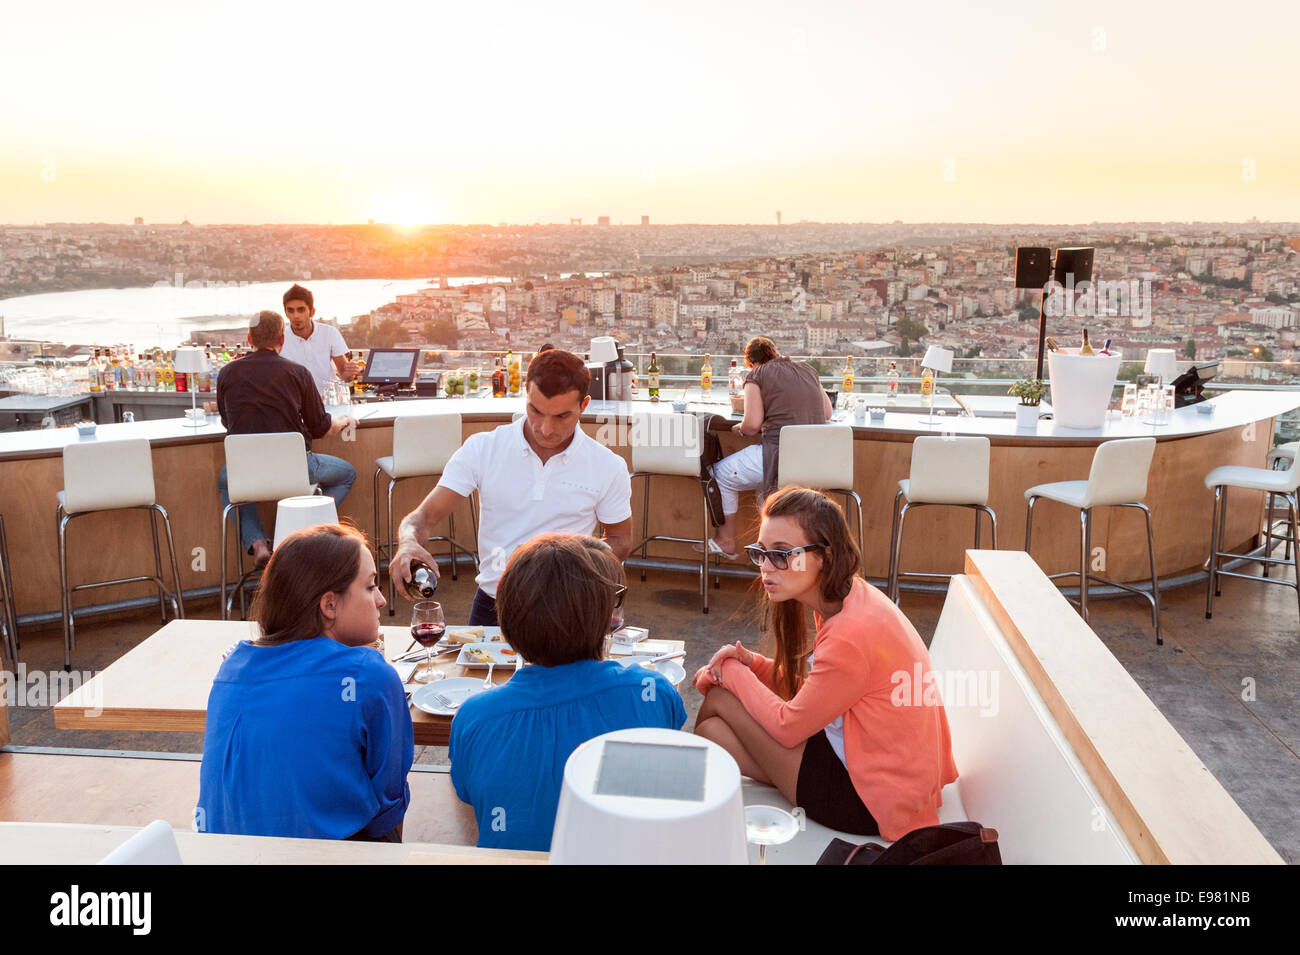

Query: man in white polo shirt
[[391, 348, 633, 626], [279, 283, 359, 390]]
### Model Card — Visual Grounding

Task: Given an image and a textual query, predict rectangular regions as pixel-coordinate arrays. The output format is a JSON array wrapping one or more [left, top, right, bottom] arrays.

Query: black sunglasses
[[744, 544, 825, 571]]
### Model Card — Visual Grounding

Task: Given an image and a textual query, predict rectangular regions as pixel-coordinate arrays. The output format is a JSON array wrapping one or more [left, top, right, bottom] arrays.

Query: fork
[[429, 689, 466, 710]]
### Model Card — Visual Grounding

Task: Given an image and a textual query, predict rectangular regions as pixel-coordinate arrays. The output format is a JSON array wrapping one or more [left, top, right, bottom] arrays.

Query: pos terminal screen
[[361, 349, 420, 385]]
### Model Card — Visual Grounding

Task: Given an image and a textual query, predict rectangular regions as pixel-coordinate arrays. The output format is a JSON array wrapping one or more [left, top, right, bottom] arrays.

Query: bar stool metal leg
[[155, 504, 185, 621], [57, 507, 74, 670], [149, 506, 166, 624], [1206, 485, 1223, 619], [1138, 502, 1162, 644], [1289, 494, 1300, 622], [887, 489, 904, 600], [0, 516, 17, 664], [1024, 495, 1038, 554], [1215, 486, 1229, 598], [640, 475, 651, 581], [1079, 508, 1092, 623], [889, 502, 912, 605]]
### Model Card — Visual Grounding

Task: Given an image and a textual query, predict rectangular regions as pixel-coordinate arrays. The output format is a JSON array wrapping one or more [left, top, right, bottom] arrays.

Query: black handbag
[[816, 822, 1002, 865]]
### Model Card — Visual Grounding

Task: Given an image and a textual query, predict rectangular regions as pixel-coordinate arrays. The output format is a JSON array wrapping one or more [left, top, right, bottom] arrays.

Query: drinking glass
[[409, 600, 446, 683], [744, 805, 799, 865], [1162, 385, 1175, 422], [1121, 383, 1138, 416]]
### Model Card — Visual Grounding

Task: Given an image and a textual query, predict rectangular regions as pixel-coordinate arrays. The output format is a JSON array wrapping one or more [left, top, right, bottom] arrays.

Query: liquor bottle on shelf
[[886, 361, 900, 402], [647, 352, 661, 403], [89, 350, 102, 392], [163, 354, 176, 392], [841, 356, 854, 394], [153, 351, 165, 391], [352, 351, 367, 397], [491, 357, 506, 398], [1079, 328, 1095, 355], [728, 358, 741, 395], [700, 354, 713, 394]]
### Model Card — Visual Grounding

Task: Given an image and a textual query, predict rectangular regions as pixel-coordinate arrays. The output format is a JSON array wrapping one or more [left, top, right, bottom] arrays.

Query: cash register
[[359, 348, 421, 398]]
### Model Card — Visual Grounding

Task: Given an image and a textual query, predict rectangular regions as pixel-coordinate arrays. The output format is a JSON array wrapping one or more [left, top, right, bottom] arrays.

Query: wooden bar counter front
[[0, 389, 1296, 621]]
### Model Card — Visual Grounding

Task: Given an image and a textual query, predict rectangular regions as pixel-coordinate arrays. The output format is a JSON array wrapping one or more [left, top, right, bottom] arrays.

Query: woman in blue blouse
[[450, 533, 687, 851], [197, 524, 414, 841]]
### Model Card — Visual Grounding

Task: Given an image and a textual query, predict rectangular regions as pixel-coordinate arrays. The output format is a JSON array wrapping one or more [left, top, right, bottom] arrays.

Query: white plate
[[455, 641, 521, 667], [410, 678, 491, 716], [617, 655, 687, 687]]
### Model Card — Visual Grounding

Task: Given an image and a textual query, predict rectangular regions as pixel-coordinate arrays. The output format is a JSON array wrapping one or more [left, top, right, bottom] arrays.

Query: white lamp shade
[[550, 727, 748, 865], [174, 346, 208, 374], [588, 336, 619, 364], [272, 495, 339, 550], [921, 345, 954, 373], [1144, 348, 1177, 380]]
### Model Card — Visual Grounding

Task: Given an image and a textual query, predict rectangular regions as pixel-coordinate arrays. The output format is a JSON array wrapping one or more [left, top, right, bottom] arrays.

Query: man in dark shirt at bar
[[217, 310, 358, 568]]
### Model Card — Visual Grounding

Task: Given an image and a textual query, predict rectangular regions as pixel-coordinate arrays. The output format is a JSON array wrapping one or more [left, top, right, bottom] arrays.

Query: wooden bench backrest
[[962, 550, 1282, 865]]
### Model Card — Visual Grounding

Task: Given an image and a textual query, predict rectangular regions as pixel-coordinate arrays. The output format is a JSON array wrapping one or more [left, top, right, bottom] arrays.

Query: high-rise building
[[597, 216, 611, 226], [640, 215, 650, 226]]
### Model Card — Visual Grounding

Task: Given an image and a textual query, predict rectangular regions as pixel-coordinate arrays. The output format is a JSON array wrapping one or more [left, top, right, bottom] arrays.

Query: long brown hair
[[250, 523, 368, 645], [761, 486, 861, 699], [496, 533, 623, 666]]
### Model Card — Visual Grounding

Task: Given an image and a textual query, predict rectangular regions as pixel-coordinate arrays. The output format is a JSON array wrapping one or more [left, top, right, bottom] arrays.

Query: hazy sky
[[3, 0, 1297, 224]]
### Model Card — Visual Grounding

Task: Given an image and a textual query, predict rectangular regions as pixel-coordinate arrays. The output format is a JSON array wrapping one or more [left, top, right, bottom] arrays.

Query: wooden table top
[[53, 619, 684, 747]]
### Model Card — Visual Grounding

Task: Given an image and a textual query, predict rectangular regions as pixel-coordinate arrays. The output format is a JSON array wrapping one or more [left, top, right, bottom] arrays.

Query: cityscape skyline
[[3, 1, 1298, 225]]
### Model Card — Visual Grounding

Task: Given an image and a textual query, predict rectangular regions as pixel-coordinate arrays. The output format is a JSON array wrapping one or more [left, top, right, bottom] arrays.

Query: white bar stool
[[1262, 441, 1298, 569], [221, 433, 314, 620], [777, 425, 864, 574], [272, 496, 339, 549], [1024, 437, 1161, 644], [1204, 459, 1300, 623], [57, 438, 185, 670], [0, 514, 19, 665], [372, 413, 477, 613], [630, 412, 712, 613], [888, 436, 996, 603]]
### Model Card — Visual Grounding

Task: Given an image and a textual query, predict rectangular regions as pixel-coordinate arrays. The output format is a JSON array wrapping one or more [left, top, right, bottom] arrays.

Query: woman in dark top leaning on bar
[[196, 524, 414, 841], [697, 336, 832, 558]]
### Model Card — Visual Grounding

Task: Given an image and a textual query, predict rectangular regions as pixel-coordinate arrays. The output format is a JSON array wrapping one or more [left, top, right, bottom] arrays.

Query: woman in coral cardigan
[[694, 486, 958, 840]]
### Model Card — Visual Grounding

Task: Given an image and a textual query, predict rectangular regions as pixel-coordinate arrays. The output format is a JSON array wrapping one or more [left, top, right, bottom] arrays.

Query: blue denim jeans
[[468, 588, 499, 627], [218, 451, 358, 550]]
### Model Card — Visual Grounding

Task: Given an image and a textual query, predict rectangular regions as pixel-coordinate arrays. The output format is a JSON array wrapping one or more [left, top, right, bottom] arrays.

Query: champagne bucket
[[1047, 349, 1121, 429]]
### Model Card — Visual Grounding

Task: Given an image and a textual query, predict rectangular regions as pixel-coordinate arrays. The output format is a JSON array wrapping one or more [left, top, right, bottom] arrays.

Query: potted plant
[[1008, 378, 1048, 429]]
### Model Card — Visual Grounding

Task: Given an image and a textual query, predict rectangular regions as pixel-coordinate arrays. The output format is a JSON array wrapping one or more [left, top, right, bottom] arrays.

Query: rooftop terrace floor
[[5, 564, 1298, 863]]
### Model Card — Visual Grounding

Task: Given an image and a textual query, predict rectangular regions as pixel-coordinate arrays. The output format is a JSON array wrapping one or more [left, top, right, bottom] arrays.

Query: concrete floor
[[5, 562, 1298, 862]]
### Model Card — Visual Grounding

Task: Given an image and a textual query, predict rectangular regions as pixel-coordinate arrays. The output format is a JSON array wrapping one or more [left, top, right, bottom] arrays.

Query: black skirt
[[796, 730, 880, 836]]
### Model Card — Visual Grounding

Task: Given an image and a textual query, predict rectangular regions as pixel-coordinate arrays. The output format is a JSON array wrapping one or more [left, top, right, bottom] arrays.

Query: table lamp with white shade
[[550, 727, 748, 865], [174, 347, 209, 428], [1143, 348, 1177, 387], [921, 345, 954, 425]]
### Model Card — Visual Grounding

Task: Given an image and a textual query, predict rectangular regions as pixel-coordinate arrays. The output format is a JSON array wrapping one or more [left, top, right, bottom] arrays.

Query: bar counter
[[0, 389, 1295, 621]]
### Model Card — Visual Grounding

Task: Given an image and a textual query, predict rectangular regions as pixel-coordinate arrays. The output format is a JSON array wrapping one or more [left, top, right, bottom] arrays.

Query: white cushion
[[375, 456, 397, 479], [1268, 442, 1297, 465], [1205, 464, 1300, 494], [630, 413, 703, 477], [224, 433, 312, 504], [61, 438, 156, 514], [389, 414, 461, 478], [907, 436, 990, 505], [778, 425, 855, 490], [1025, 479, 1090, 509]]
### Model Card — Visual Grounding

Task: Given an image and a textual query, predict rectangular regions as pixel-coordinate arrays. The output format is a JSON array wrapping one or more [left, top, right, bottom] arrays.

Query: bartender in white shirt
[[279, 284, 359, 390], [391, 348, 634, 626]]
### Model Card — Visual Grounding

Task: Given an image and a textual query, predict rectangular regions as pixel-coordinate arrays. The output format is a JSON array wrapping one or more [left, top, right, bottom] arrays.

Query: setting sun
[[371, 192, 446, 228]]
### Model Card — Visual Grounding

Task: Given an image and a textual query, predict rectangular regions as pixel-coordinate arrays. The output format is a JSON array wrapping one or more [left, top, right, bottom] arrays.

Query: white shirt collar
[[515, 413, 586, 463]]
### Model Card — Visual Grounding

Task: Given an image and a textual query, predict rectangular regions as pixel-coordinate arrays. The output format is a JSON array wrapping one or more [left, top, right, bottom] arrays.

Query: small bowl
[[671, 401, 689, 413], [869, 408, 887, 422], [75, 421, 97, 438]]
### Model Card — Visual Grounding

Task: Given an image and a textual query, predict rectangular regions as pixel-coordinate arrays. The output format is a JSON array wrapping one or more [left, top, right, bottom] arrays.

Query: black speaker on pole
[[1053, 247, 1095, 286], [1014, 247, 1052, 289]]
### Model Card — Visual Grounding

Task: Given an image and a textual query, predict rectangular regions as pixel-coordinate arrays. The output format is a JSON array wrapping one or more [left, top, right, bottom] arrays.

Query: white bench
[[742, 552, 1280, 865]]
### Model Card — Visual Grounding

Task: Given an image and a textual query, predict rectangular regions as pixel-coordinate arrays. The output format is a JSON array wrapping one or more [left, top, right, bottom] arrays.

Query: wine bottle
[[647, 352, 661, 402], [412, 564, 438, 598], [1080, 328, 1095, 355]]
